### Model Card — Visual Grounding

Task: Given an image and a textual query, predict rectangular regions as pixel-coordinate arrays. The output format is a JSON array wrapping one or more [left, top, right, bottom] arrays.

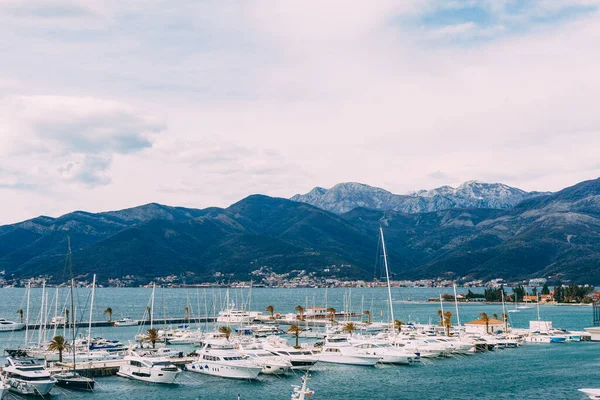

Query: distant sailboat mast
[[87, 274, 96, 345], [68, 236, 77, 375], [453, 284, 461, 327], [25, 281, 31, 346], [379, 226, 395, 330], [150, 283, 156, 330]]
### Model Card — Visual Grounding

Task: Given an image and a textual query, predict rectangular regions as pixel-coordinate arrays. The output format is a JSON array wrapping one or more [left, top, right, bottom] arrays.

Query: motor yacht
[[217, 308, 254, 324], [114, 317, 139, 327], [239, 348, 292, 375], [1, 357, 56, 396], [188, 341, 262, 379], [0, 318, 26, 332], [319, 336, 381, 366], [353, 341, 416, 365], [117, 355, 182, 384], [262, 336, 319, 370], [251, 325, 285, 337], [525, 332, 566, 343]]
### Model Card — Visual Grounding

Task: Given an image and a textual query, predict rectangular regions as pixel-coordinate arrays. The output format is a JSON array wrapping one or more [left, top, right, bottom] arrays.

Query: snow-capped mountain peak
[[291, 181, 551, 214]]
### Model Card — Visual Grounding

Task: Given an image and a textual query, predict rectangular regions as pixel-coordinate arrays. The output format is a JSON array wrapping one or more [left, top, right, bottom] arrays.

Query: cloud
[[58, 153, 112, 186], [7, 95, 161, 154], [0, 1, 600, 224], [0, 95, 164, 189]]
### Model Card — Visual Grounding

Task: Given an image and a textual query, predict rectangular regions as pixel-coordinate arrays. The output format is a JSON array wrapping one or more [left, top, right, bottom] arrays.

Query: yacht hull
[[55, 376, 95, 391], [318, 355, 380, 366], [0, 323, 26, 332], [5, 378, 55, 396], [187, 362, 261, 379], [117, 367, 180, 384]]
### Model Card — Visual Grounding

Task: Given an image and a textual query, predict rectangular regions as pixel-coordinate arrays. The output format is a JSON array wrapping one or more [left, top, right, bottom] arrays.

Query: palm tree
[[326, 307, 336, 322], [295, 305, 305, 321], [443, 311, 453, 336], [479, 312, 490, 334], [219, 326, 232, 340], [287, 324, 302, 348], [342, 322, 357, 335], [104, 307, 113, 323], [48, 335, 68, 363], [16, 309, 23, 323], [266, 305, 275, 320], [436, 309, 444, 326], [493, 313, 498, 320], [394, 319, 404, 333], [500, 313, 508, 331], [64, 309, 70, 325], [184, 306, 190, 323], [145, 328, 160, 348], [364, 310, 371, 324]]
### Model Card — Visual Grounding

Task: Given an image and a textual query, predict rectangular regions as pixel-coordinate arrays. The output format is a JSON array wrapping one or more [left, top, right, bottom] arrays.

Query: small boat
[[0, 318, 26, 332], [117, 355, 182, 384], [1, 357, 57, 396], [0, 382, 9, 399], [188, 341, 262, 379], [114, 317, 139, 327], [54, 372, 95, 391], [291, 373, 314, 400], [580, 389, 600, 399], [251, 325, 284, 337]]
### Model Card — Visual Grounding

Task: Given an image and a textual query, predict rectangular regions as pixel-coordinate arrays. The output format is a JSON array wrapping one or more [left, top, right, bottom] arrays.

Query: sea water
[[0, 287, 598, 399]]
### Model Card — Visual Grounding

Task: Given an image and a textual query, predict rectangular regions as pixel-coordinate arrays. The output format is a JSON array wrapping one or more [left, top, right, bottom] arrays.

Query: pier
[[23, 316, 217, 331]]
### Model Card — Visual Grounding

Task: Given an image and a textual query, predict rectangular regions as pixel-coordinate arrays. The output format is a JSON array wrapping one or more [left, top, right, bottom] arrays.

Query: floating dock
[[22, 317, 216, 331]]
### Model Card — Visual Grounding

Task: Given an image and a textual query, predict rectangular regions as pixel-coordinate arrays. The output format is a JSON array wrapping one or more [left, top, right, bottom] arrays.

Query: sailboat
[[508, 292, 520, 313], [54, 237, 96, 391], [517, 294, 533, 309]]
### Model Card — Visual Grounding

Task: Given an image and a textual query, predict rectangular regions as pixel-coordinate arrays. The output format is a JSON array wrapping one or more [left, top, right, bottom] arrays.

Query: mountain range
[[291, 181, 551, 214], [1, 178, 600, 285]]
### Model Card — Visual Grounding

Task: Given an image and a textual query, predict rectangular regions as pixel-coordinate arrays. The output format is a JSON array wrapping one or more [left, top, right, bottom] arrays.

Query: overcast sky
[[1, 0, 600, 225]]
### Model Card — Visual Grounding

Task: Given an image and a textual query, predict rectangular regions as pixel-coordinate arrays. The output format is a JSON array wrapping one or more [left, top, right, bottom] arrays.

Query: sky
[[1, 0, 600, 225]]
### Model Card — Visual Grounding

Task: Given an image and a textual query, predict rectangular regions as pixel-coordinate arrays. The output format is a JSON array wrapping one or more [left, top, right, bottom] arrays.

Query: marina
[[1, 286, 600, 399]]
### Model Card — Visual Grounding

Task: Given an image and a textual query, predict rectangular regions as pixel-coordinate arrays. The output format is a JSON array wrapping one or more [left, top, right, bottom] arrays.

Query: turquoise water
[[1, 287, 599, 399]]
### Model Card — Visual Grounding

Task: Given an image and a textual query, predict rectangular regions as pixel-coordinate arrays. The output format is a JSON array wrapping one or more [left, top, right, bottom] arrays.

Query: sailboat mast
[[87, 274, 96, 344], [38, 280, 45, 346], [379, 226, 395, 328], [53, 287, 59, 338], [25, 281, 31, 346], [536, 292, 540, 321], [453, 284, 461, 327], [68, 236, 77, 372], [150, 283, 155, 330]]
